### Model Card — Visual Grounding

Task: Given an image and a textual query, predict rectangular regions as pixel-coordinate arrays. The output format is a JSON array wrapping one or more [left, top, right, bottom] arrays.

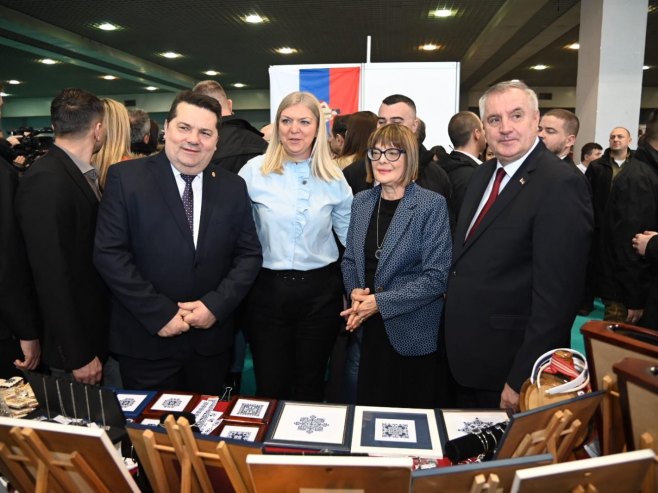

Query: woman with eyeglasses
[[341, 124, 452, 407]]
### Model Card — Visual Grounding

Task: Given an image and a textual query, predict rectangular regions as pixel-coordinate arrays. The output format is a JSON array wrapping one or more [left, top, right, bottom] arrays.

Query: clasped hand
[[340, 288, 379, 332], [157, 300, 216, 337]]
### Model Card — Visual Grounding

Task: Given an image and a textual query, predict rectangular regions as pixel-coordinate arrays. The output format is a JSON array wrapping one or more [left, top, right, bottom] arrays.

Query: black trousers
[[0, 336, 22, 379], [118, 347, 230, 395], [245, 264, 343, 402]]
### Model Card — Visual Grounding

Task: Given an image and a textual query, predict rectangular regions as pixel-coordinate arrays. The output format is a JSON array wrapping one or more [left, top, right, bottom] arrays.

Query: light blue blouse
[[239, 155, 353, 270]]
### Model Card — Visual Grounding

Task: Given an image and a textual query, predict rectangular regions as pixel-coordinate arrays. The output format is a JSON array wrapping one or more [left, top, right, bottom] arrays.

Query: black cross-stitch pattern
[[161, 397, 183, 409], [294, 415, 329, 434], [226, 430, 251, 441], [457, 417, 495, 434], [381, 422, 410, 439], [119, 397, 136, 409], [236, 402, 264, 417]]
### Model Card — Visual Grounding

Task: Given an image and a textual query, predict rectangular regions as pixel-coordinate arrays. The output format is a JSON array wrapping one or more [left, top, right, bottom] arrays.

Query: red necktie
[[466, 167, 506, 241]]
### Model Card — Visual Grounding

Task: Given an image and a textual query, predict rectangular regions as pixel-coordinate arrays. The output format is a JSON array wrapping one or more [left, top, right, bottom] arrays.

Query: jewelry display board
[[510, 449, 655, 493], [351, 406, 442, 458], [412, 454, 552, 493], [246, 454, 413, 493], [265, 401, 353, 452], [0, 416, 139, 492], [495, 390, 604, 460]]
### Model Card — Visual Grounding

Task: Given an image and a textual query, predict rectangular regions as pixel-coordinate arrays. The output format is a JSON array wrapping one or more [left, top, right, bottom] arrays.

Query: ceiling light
[[203, 70, 221, 76], [96, 22, 119, 31], [276, 47, 297, 55], [101, 75, 117, 80], [160, 51, 182, 59], [0, 92, 9, 97], [232, 83, 246, 88], [420, 43, 440, 51], [567, 42, 580, 50], [531, 64, 548, 71], [643, 65, 650, 70], [430, 9, 455, 18], [145, 86, 158, 91], [7, 80, 21, 85], [243, 14, 266, 24], [39, 58, 59, 65]]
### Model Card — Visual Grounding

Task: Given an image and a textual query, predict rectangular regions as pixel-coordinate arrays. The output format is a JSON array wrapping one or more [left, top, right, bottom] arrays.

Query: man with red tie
[[444, 80, 593, 411]]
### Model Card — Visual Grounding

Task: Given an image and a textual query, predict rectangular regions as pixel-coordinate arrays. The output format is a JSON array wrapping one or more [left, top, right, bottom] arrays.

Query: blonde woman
[[239, 91, 353, 402], [91, 99, 132, 188]]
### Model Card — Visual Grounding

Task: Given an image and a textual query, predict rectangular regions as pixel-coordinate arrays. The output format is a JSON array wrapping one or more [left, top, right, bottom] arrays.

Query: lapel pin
[[519, 177, 526, 185], [211, 171, 216, 178]]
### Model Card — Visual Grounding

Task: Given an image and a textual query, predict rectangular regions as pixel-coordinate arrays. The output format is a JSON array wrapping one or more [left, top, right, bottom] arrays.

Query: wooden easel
[[0, 417, 137, 492], [469, 472, 500, 493], [511, 409, 582, 463], [128, 415, 251, 493]]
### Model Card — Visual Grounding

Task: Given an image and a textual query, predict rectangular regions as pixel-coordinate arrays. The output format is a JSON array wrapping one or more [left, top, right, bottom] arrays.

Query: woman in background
[[239, 91, 352, 402], [92, 99, 133, 188], [341, 124, 451, 408]]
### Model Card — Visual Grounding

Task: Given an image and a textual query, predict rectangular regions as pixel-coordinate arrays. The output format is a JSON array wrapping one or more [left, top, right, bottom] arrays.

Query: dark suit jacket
[[93, 151, 262, 360], [439, 150, 480, 226], [15, 145, 109, 370], [0, 158, 40, 342], [444, 141, 593, 392], [342, 184, 452, 356]]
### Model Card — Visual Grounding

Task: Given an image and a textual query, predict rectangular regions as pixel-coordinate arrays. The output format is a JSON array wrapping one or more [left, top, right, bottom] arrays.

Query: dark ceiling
[[0, 0, 656, 101]]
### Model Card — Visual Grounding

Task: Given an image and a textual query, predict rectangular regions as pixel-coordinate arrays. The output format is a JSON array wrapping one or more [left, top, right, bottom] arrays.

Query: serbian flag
[[269, 64, 361, 121]]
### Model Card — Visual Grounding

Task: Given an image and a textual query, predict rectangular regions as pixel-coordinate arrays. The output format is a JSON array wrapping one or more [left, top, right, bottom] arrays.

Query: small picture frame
[[224, 396, 277, 424], [142, 391, 198, 418], [265, 401, 354, 452], [215, 422, 267, 443], [114, 390, 157, 419], [438, 409, 510, 447], [351, 406, 443, 458]]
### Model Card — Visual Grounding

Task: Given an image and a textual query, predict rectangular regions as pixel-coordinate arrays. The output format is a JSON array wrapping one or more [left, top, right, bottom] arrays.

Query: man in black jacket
[[439, 111, 486, 225], [586, 127, 637, 321], [342, 94, 452, 201], [0, 157, 41, 378], [607, 116, 658, 328], [193, 80, 267, 174]]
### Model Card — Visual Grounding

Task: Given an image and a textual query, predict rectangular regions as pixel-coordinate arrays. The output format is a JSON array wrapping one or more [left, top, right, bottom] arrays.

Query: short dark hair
[[448, 111, 481, 148], [128, 108, 151, 144], [166, 90, 222, 133], [645, 110, 658, 142], [51, 88, 104, 137], [543, 108, 580, 137], [580, 142, 603, 161], [331, 114, 349, 138], [381, 94, 416, 113]]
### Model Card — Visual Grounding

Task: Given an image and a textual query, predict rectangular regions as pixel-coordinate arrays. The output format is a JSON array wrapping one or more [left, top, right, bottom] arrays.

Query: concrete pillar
[[575, 0, 647, 160]]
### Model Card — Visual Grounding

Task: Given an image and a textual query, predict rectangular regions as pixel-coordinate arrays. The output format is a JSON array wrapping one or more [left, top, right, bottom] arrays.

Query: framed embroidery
[[264, 401, 353, 452], [224, 396, 277, 424], [351, 406, 443, 458], [114, 389, 157, 419]]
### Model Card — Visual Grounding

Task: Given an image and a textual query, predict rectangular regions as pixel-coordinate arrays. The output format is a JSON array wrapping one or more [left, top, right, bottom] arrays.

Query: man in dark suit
[[538, 108, 580, 166], [15, 88, 108, 384], [0, 157, 41, 378], [94, 91, 262, 394], [444, 80, 593, 411], [439, 111, 486, 225]]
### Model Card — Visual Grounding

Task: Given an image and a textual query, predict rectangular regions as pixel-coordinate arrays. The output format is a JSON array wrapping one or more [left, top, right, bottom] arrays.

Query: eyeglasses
[[367, 147, 406, 162]]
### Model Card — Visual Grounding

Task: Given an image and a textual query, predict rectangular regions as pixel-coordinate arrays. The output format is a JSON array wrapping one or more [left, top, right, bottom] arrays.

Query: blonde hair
[[92, 99, 132, 187], [366, 124, 419, 186], [261, 91, 341, 181]]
